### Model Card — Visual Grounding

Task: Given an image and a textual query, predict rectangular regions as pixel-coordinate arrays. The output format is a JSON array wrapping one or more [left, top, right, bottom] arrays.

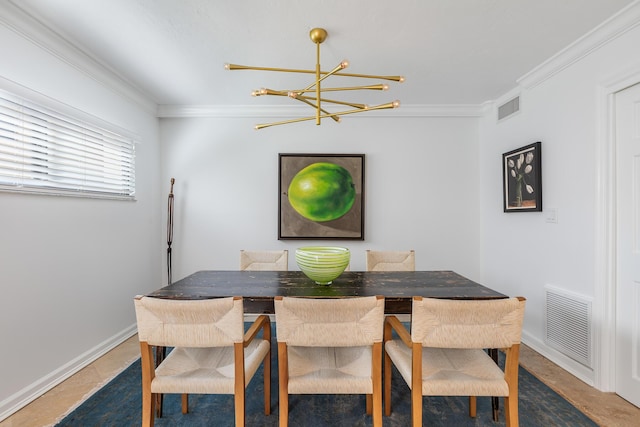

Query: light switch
[[545, 208, 558, 223]]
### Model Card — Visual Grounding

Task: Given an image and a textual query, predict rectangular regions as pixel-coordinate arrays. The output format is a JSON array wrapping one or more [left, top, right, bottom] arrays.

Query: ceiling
[[11, 0, 636, 108]]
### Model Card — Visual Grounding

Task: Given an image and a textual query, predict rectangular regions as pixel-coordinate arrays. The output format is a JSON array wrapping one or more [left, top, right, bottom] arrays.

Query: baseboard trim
[[0, 324, 137, 422], [522, 329, 595, 387]]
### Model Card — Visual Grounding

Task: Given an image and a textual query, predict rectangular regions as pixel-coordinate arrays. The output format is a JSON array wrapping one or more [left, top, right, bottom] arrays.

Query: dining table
[[144, 269, 508, 421], [145, 269, 507, 313]]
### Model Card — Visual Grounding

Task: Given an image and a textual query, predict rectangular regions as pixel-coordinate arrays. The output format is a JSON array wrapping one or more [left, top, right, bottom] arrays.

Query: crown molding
[[517, 0, 640, 90], [156, 103, 485, 118], [0, 1, 157, 114]]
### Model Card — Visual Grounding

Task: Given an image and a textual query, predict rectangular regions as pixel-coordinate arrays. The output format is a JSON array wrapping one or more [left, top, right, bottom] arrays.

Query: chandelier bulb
[[392, 100, 400, 108], [340, 60, 349, 69], [398, 76, 405, 83], [288, 91, 298, 99], [382, 84, 389, 91], [224, 63, 230, 70]]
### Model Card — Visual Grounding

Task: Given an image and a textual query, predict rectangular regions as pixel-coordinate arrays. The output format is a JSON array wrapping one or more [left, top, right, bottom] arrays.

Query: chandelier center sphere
[[309, 28, 328, 44]]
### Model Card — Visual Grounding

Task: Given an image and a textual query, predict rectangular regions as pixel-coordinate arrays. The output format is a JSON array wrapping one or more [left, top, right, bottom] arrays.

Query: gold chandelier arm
[[361, 101, 401, 111], [255, 100, 400, 130], [253, 89, 366, 110], [251, 88, 288, 97], [289, 84, 389, 94], [226, 64, 404, 82], [256, 86, 386, 103], [293, 95, 367, 110], [291, 96, 340, 122], [225, 63, 316, 74], [326, 101, 400, 117], [255, 115, 322, 130], [334, 72, 405, 82], [322, 84, 389, 91], [300, 61, 348, 93]]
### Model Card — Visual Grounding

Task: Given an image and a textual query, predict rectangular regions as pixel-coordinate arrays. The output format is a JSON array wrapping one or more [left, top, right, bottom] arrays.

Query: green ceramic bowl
[[295, 246, 350, 285]]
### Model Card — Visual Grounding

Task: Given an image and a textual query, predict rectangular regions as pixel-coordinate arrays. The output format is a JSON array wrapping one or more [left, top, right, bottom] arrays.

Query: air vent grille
[[545, 285, 592, 367], [498, 96, 520, 121]]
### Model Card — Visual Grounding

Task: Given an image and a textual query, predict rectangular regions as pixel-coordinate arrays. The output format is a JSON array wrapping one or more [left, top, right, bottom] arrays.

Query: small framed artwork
[[279, 153, 364, 240], [502, 142, 542, 212]]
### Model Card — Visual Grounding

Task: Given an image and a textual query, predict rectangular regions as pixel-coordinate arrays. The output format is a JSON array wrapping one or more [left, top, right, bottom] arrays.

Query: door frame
[[595, 68, 640, 391]]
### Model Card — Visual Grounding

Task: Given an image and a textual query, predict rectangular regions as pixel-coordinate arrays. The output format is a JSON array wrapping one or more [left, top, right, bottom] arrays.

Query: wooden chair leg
[[264, 349, 271, 415], [384, 351, 392, 416], [411, 344, 423, 427], [469, 396, 477, 418], [411, 390, 422, 427], [140, 342, 156, 427], [372, 341, 382, 427], [234, 342, 245, 427], [279, 394, 288, 427], [372, 384, 383, 427], [142, 392, 155, 427], [489, 348, 500, 421], [505, 396, 518, 427], [154, 394, 163, 419], [504, 345, 521, 427], [154, 346, 165, 419], [234, 392, 245, 427], [181, 394, 188, 414], [278, 342, 289, 427]]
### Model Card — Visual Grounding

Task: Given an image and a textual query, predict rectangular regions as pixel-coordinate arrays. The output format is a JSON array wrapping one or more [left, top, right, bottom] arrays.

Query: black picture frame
[[502, 142, 542, 212], [279, 153, 365, 240]]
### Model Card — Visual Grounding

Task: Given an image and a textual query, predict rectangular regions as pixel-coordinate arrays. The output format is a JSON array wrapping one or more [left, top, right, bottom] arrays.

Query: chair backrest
[[134, 296, 244, 347], [274, 296, 385, 347], [240, 249, 288, 271], [410, 297, 525, 349], [365, 250, 415, 271]]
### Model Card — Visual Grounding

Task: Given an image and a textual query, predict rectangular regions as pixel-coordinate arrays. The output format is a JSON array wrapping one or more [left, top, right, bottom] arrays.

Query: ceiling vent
[[497, 96, 520, 121]]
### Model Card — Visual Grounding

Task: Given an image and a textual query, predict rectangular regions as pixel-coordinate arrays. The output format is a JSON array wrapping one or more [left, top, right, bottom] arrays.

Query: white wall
[[478, 17, 640, 385], [0, 17, 161, 418], [160, 115, 481, 281]]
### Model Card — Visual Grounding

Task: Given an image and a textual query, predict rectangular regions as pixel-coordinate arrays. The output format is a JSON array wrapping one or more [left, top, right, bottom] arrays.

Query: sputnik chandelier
[[225, 27, 404, 130]]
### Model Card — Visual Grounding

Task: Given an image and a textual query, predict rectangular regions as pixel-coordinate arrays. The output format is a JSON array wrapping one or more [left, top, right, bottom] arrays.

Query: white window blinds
[[0, 90, 135, 199]]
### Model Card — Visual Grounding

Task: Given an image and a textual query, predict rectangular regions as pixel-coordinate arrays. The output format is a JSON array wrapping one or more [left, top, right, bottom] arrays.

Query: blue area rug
[[56, 327, 597, 426]]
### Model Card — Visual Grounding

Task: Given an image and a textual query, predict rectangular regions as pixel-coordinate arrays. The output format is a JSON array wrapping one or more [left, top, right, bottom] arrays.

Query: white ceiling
[[11, 0, 637, 107]]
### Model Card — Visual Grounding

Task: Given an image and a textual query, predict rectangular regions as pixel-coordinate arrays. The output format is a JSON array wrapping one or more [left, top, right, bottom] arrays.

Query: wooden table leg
[[155, 346, 166, 418], [489, 348, 499, 421]]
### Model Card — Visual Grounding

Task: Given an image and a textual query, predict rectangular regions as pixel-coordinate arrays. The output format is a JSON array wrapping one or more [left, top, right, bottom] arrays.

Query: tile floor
[[0, 340, 638, 427]]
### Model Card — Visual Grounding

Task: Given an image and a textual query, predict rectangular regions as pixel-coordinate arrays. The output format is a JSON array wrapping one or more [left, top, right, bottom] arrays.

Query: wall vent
[[497, 96, 520, 121], [545, 285, 592, 368]]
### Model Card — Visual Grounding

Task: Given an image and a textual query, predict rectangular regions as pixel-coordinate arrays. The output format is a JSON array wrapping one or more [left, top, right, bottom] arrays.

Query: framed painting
[[279, 153, 364, 240], [502, 142, 542, 212]]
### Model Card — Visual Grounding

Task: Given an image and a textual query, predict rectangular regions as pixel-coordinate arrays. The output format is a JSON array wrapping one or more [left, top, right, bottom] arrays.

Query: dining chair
[[240, 249, 288, 271], [384, 296, 526, 427], [365, 250, 415, 271], [274, 295, 385, 427], [133, 295, 271, 427]]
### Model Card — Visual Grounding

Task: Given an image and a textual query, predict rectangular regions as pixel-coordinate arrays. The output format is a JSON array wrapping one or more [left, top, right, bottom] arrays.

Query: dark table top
[[146, 270, 507, 314]]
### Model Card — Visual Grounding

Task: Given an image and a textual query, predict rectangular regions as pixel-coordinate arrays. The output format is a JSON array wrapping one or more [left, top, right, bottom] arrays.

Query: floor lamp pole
[[167, 178, 175, 285], [157, 177, 175, 418]]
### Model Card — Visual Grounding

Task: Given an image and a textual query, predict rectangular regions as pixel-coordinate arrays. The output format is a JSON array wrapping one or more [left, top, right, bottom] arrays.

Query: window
[[0, 89, 136, 199]]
